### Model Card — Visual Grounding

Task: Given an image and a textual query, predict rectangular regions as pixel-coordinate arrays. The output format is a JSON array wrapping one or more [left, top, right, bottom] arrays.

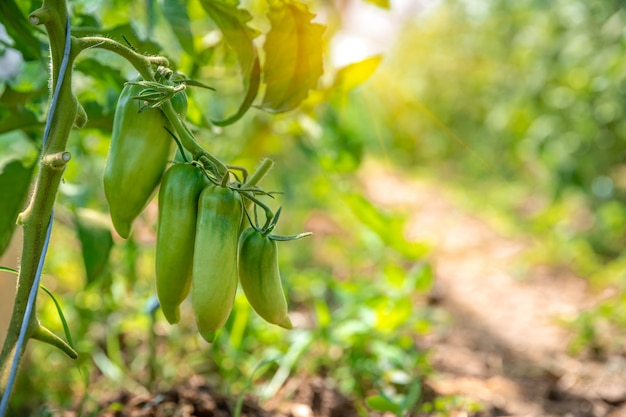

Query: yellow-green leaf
[[261, 0, 325, 113], [363, 0, 390, 9], [198, 0, 261, 126], [334, 55, 382, 93]]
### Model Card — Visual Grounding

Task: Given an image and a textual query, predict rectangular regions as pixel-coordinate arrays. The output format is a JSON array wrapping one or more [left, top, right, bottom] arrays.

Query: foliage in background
[[333, 0, 626, 356]]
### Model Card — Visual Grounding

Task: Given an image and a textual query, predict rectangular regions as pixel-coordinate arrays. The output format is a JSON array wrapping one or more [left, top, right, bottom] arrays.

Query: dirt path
[[360, 161, 626, 417]]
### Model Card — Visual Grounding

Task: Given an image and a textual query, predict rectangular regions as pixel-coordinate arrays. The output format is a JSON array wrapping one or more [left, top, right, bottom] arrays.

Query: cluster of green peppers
[[156, 165, 294, 343], [103, 76, 298, 343]]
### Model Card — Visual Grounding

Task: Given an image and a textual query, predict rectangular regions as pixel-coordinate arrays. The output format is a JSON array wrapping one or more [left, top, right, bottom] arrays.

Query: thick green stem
[[0, 0, 77, 407]]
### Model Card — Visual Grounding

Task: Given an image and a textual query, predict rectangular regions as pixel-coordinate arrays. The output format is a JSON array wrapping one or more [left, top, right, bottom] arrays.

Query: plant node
[[29, 8, 52, 25], [42, 152, 71, 170]]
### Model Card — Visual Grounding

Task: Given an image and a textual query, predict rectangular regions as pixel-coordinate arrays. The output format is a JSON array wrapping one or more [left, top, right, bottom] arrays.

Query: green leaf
[[0, 268, 76, 354], [334, 55, 382, 93], [75, 208, 114, 286], [198, 0, 261, 126], [0, 104, 40, 135], [0, 158, 36, 257], [342, 193, 429, 260], [0, 0, 42, 61], [161, 0, 195, 55], [40, 285, 75, 351], [363, 0, 390, 9], [234, 358, 277, 417], [0, 265, 18, 275], [74, 58, 127, 86], [260, 0, 325, 113], [365, 395, 401, 414]]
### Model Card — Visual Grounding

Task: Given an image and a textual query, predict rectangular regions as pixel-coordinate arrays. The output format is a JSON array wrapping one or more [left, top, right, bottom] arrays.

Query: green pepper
[[103, 80, 187, 238], [238, 227, 293, 329], [156, 163, 208, 324], [192, 184, 243, 342]]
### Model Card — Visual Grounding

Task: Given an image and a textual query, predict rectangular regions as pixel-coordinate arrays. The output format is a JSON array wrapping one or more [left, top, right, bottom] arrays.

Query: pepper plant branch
[[76, 36, 168, 81], [0, 0, 76, 408], [75, 36, 229, 177]]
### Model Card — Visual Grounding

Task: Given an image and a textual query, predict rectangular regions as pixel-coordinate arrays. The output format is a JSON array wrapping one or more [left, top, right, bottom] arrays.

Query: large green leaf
[[260, 0, 325, 113], [198, 0, 260, 126], [0, 158, 36, 256], [0, 0, 42, 61], [161, 0, 195, 55], [75, 208, 114, 286]]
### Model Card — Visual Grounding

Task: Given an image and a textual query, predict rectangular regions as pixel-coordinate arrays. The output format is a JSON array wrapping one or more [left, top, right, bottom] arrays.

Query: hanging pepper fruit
[[103, 79, 187, 238], [156, 162, 207, 324], [192, 183, 243, 343], [238, 227, 293, 329]]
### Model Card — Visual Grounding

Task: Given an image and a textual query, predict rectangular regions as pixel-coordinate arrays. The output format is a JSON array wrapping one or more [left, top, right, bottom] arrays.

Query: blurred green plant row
[[369, 0, 626, 356]]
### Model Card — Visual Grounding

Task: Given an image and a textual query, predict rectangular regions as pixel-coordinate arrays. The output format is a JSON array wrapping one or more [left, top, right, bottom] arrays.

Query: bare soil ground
[[360, 161, 626, 417]]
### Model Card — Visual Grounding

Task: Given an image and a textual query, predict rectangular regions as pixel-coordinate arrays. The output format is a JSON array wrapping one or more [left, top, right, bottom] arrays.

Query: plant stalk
[[0, 0, 76, 409]]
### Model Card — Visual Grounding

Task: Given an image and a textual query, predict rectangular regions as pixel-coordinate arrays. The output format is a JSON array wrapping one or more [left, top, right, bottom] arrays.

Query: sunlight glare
[[331, 0, 440, 67]]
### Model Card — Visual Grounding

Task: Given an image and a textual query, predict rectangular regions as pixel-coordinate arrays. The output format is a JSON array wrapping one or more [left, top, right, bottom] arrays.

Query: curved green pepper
[[156, 163, 207, 324], [238, 227, 293, 329], [192, 184, 243, 342], [103, 80, 187, 238]]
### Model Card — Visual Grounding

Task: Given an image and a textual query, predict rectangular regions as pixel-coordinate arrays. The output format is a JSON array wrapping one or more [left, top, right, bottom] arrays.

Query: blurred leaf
[[404, 379, 423, 414], [384, 263, 406, 288], [199, 0, 260, 126], [314, 297, 332, 328], [365, 395, 401, 414], [7, 59, 48, 92], [411, 264, 433, 293], [0, 104, 40, 134], [0, 83, 45, 107], [74, 58, 126, 85], [263, 331, 313, 399], [260, 0, 325, 113], [362, 0, 390, 9], [235, 358, 277, 417], [73, 13, 101, 28], [334, 55, 382, 93], [0, 157, 36, 256], [319, 114, 363, 173], [161, 0, 195, 55], [0, 0, 42, 61], [342, 193, 428, 260], [75, 208, 114, 286]]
